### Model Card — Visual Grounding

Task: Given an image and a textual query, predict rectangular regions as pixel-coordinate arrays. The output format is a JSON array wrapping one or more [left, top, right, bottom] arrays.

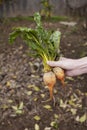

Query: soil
[[0, 19, 87, 130]]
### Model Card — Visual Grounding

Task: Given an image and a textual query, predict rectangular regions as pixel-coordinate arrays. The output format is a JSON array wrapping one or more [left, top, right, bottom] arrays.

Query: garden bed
[[0, 18, 87, 130]]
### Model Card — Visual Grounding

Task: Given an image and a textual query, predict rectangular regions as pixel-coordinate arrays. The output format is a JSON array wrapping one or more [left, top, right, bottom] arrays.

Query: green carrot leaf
[[9, 12, 61, 72]]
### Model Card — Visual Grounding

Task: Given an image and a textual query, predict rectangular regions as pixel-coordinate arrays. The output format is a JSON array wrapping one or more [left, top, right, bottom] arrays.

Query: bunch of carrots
[[9, 12, 65, 101]]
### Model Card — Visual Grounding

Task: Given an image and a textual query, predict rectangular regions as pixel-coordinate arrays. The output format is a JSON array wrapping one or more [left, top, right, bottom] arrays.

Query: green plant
[[9, 12, 64, 101], [12, 102, 24, 115], [9, 12, 61, 72]]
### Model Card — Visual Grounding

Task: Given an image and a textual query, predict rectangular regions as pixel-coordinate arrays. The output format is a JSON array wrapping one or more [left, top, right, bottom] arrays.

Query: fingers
[[47, 61, 85, 77], [66, 70, 76, 77], [47, 57, 69, 66], [66, 68, 83, 77], [47, 59, 79, 70], [47, 60, 73, 70], [47, 61, 62, 67], [47, 57, 87, 77]]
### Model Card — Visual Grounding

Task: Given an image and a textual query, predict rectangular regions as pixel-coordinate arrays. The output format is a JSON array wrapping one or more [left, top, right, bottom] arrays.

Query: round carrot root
[[53, 67, 65, 86], [43, 71, 56, 100]]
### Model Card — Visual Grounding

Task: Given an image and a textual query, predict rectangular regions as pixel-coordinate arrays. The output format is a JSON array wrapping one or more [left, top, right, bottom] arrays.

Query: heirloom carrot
[[53, 67, 65, 86], [9, 12, 64, 101]]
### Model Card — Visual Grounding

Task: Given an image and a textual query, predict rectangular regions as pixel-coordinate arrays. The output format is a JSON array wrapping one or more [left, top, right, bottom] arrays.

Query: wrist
[[77, 57, 87, 66], [77, 57, 87, 74]]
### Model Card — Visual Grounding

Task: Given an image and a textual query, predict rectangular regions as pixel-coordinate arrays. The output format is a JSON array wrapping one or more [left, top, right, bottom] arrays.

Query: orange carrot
[[43, 71, 56, 100], [53, 67, 65, 86]]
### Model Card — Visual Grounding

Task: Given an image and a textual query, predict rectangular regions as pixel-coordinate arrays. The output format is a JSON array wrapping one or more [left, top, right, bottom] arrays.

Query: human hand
[[47, 57, 87, 77]]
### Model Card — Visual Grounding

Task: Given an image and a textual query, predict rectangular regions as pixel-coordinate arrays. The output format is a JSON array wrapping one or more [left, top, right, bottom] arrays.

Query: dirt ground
[[0, 18, 87, 130]]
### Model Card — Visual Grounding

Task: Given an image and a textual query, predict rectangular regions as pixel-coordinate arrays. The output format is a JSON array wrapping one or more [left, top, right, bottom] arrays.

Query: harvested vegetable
[[53, 67, 65, 86], [9, 12, 64, 101], [43, 71, 56, 100]]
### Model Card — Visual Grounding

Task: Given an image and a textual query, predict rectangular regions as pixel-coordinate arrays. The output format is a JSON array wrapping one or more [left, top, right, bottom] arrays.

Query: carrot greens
[[9, 12, 61, 72]]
